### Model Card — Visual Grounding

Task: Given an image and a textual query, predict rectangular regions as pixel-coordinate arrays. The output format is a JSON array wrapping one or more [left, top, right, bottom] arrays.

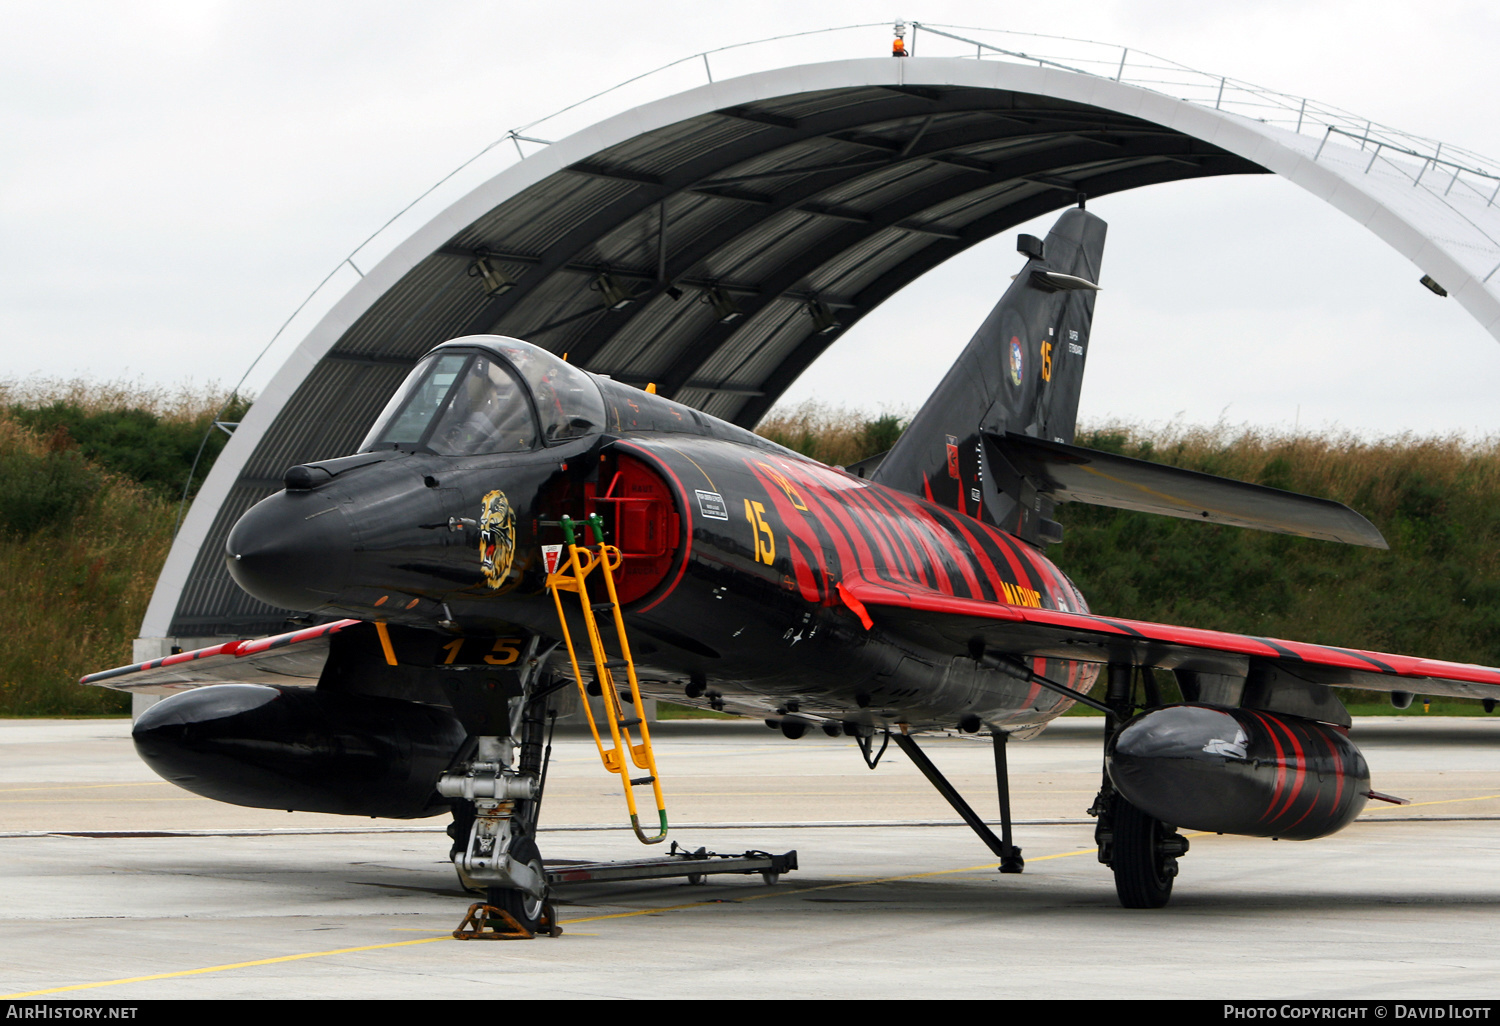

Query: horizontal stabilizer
[[986, 432, 1387, 548]]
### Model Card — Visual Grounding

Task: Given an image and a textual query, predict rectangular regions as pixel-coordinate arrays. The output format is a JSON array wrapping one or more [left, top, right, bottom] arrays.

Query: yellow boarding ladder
[[546, 513, 668, 844]]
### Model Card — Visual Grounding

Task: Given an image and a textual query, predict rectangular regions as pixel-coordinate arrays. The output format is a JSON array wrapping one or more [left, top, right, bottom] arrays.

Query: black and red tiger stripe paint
[[601, 436, 1394, 827], [611, 435, 1100, 730], [1108, 704, 1369, 840]]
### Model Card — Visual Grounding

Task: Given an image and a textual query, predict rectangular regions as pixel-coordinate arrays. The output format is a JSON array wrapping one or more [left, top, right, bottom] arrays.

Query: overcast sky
[[4, 0, 1498, 438]]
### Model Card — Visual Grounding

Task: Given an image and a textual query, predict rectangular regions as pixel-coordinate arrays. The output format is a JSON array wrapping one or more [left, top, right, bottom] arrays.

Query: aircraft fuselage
[[226, 361, 1097, 733]]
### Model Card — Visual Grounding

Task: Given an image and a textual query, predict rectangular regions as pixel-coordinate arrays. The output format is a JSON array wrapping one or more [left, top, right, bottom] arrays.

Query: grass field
[[0, 379, 242, 715]]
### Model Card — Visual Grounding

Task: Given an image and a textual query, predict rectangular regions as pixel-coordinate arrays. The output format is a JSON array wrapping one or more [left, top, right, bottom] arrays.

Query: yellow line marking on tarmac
[[6, 832, 1168, 998], [388, 929, 602, 935], [554, 836, 1219, 927], [664, 790, 936, 797], [1360, 793, 1500, 812], [1, 938, 451, 998], [0, 798, 203, 803], [0, 783, 170, 793], [657, 789, 1094, 797]]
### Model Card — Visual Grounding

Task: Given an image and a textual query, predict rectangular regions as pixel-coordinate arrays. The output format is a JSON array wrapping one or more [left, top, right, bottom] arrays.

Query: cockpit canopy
[[360, 336, 606, 456]]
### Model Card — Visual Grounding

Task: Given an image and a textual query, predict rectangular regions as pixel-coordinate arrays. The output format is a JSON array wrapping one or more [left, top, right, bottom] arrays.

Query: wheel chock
[[452, 901, 563, 940]]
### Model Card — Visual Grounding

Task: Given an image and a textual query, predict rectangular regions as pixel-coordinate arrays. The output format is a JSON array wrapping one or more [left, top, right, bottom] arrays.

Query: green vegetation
[[0, 440, 101, 538], [0, 379, 244, 716], [756, 403, 910, 467], [2, 378, 249, 502]]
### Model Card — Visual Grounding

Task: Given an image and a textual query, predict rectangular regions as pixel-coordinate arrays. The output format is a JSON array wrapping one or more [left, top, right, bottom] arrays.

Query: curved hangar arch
[[144, 56, 1500, 641]]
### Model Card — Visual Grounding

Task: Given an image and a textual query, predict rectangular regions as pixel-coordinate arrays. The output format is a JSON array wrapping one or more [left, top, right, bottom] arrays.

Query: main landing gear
[[890, 728, 1025, 873], [887, 661, 1190, 908], [1089, 663, 1190, 909]]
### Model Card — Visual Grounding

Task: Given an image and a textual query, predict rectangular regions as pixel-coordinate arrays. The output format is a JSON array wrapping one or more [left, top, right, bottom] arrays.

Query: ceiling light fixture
[[593, 272, 636, 310], [806, 297, 841, 335], [704, 286, 743, 324], [467, 254, 515, 297]]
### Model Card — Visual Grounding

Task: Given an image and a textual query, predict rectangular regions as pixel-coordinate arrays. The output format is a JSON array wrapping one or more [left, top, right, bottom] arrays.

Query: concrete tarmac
[[3, 716, 1500, 999]]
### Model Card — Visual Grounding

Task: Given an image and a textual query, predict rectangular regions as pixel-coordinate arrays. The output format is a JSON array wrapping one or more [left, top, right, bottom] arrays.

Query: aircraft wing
[[79, 620, 360, 694], [839, 570, 1500, 701]]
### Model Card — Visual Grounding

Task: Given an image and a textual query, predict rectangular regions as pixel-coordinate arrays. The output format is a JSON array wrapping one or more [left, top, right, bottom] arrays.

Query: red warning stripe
[[80, 619, 361, 685], [1247, 710, 1289, 825], [1270, 716, 1308, 825], [1286, 726, 1337, 833]]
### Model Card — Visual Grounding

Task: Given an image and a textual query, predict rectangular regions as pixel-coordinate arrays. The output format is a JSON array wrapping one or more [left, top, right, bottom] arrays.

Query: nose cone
[[226, 491, 353, 611]]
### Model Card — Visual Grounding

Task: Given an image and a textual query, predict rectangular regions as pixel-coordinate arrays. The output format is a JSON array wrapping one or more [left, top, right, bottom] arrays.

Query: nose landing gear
[[440, 636, 567, 938], [454, 847, 564, 941]]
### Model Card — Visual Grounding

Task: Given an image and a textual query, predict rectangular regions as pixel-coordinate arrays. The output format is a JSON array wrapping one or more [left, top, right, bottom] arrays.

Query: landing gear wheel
[[1111, 798, 1180, 909], [486, 837, 548, 934]]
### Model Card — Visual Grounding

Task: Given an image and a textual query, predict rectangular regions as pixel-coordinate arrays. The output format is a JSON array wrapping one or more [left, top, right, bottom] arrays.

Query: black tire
[[486, 836, 547, 933], [447, 803, 474, 861], [1111, 798, 1176, 909]]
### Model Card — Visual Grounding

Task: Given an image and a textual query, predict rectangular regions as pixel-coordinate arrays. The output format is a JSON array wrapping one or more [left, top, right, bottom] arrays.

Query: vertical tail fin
[[872, 207, 1106, 544]]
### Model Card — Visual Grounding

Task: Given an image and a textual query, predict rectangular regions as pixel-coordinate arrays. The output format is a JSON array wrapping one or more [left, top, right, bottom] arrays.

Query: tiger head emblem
[[478, 489, 516, 589]]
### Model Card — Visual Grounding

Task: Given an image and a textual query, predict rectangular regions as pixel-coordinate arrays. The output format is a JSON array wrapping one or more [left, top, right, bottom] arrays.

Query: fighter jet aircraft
[[84, 206, 1500, 923]]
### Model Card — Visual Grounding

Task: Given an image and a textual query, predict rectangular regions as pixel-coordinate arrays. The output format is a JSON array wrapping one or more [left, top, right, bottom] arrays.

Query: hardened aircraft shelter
[[140, 28, 1500, 649]]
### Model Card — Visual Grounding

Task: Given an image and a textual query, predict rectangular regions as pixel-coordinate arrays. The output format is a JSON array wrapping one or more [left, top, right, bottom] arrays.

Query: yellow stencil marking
[[754, 461, 809, 511], [658, 443, 715, 493], [374, 621, 397, 666]]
